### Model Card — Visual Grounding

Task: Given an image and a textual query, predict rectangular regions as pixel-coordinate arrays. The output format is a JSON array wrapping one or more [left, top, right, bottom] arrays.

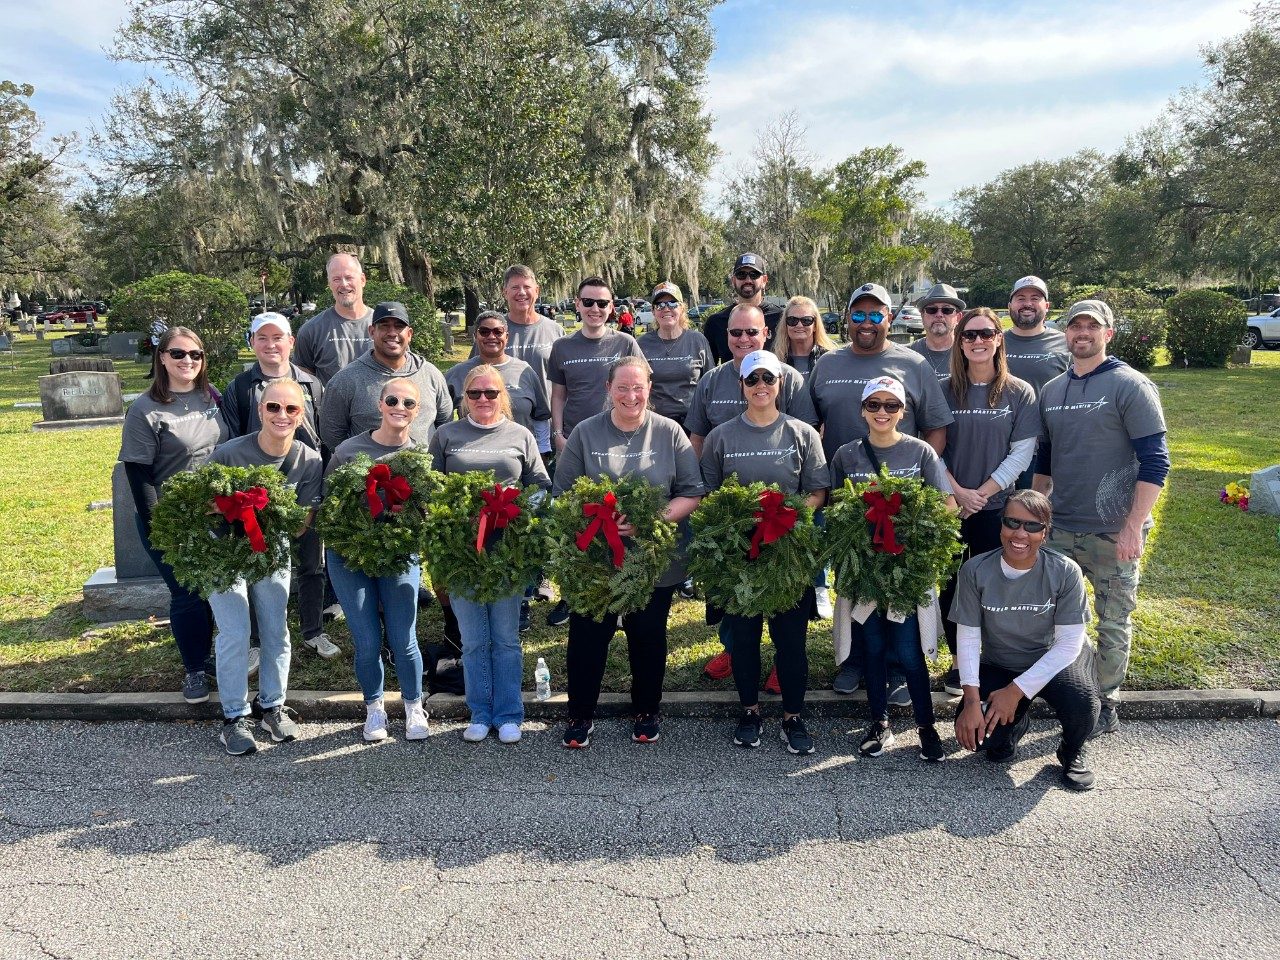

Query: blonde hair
[[773, 295, 835, 362], [461, 364, 513, 420], [260, 378, 306, 405]]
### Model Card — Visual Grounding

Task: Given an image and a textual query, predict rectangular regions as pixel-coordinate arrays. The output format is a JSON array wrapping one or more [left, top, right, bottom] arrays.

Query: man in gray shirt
[[294, 253, 374, 385], [907, 282, 965, 380], [1003, 275, 1069, 395], [495, 265, 564, 454]]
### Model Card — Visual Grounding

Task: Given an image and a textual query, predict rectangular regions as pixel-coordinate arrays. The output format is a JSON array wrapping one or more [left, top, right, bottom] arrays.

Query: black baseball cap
[[733, 253, 767, 275], [371, 301, 411, 326]]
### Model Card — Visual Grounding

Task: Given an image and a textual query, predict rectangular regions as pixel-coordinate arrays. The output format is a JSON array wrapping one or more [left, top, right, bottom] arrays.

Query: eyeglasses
[[961, 328, 1001, 342], [742, 371, 778, 387], [862, 399, 903, 413], [728, 327, 761, 338], [785, 316, 816, 327], [263, 401, 303, 416], [849, 311, 887, 325], [1001, 516, 1047, 533], [733, 269, 763, 280], [653, 300, 679, 311], [374, 319, 410, 330], [476, 326, 506, 337], [579, 297, 611, 309], [465, 388, 501, 400], [381, 395, 418, 409], [164, 348, 204, 361], [923, 305, 957, 316]]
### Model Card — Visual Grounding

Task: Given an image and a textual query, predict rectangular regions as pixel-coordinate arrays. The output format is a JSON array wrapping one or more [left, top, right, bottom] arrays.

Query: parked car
[[891, 305, 923, 337], [1243, 308, 1280, 349], [821, 311, 843, 335]]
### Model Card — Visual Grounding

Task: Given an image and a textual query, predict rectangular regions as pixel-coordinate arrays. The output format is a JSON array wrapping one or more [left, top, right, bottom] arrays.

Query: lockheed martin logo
[[982, 601, 1055, 616], [1045, 397, 1108, 414], [954, 405, 1012, 420]]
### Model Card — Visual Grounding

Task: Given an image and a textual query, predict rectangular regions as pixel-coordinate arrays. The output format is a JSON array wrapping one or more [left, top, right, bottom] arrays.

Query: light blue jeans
[[452, 593, 525, 727], [326, 549, 424, 704], [209, 563, 292, 720]]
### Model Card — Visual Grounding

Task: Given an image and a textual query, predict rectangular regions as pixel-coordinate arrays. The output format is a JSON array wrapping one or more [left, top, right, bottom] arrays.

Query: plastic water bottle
[[534, 658, 552, 701]]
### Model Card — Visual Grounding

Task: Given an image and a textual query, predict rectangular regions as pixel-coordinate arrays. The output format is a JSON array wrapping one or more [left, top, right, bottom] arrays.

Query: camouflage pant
[[1047, 528, 1145, 705]]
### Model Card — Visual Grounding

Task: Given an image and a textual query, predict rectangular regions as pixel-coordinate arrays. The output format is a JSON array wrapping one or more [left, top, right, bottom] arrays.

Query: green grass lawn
[[1, 332, 1278, 696]]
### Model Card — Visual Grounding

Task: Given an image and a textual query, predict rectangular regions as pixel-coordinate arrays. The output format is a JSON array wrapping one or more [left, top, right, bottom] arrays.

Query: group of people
[[118, 250, 1169, 792]]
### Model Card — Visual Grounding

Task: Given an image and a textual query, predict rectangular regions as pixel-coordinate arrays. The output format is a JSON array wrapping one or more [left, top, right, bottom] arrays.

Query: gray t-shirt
[[942, 378, 1040, 512], [1039, 361, 1167, 534], [1003, 328, 1070, 396], [326, 430, 418, 478], [293, 306, 374, 385], [553, 410, 706, 588], [444, 355, 551, 436], [119, 391, 226, 486], [949, 547, 1090, 673], [828, 434, 951, 493], [908, 339, 953, 380], [809, 345, 954, 458], [209, 433, 324, 509], [547, 329, 645, 437], [700, 414, 828, 495], [637, 328, 712, 421], [685, 360, 818, 438], [427, 417, 551, 489], [498, 316, 565, 392]]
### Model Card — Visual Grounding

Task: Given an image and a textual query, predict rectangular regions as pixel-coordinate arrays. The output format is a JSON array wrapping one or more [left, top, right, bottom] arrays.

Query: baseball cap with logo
[[739, 350, 784, 381], [1011, 276, 1050, 298], [371, 301, 411, 326], [249, 312, 292, 337], [847, 282, 893, 312], [861, 375, 907, 405], [1061, 299, 1115, 328], [651, 281, 685, 304], [733, 253, 768, 275]]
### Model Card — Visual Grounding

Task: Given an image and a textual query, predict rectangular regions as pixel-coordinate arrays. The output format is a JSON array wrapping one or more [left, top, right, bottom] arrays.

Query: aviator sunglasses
[[381, 395, 418, 409], [742, 371, 778, 387], [849, 311, 887, 324]]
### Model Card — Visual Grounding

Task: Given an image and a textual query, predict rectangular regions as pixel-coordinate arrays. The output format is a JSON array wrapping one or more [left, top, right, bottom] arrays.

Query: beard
[[1012, 309, 1045, 330]]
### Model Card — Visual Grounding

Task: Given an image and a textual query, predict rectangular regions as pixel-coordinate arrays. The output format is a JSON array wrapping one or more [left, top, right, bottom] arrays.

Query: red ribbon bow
[[749, 489, 798, 558], [862, 489, 904, 555], [214, 487, 270, 553], [476, 484, 521, 552], [576, 491, 625, 569], [365, 463, 411, 519]]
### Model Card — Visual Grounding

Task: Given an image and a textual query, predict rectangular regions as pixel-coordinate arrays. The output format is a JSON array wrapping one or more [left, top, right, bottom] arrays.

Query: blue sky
[[2, 0, 1253, 208]]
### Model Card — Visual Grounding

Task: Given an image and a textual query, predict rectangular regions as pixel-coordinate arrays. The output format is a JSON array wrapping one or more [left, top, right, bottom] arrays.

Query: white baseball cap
[[249, 312, 292, 336], [861, 376, 907, 405], [847, 282, 893, 312], [739, 350, 783, 380], [1011, 276, 1049, 298]]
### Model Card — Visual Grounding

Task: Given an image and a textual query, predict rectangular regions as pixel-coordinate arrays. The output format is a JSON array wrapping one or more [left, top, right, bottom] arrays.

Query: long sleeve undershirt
[[988, 436, 1037, 491]]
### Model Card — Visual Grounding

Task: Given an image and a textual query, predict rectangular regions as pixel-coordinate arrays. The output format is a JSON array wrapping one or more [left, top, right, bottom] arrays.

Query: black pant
[[566, 586, 676, 720], [979, 645, 1100, 759], [135, 514, 213, 673], [295, 526, 324, 639], [725, 588, 813, 715], [941, 509, 1005, 655]]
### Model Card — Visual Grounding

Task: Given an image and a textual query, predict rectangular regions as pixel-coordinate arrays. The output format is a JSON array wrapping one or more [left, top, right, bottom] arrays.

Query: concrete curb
[[0, 688, 1277, 724]]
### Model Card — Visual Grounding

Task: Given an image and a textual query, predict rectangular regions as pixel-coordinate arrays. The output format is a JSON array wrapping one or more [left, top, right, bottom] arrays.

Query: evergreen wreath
[[545, 474, 676, 616], [421, 470, 547, 605], [150, 463, 305, 598], [823, 468, 963, 615], [687, 477, 820, 617], [316, 451, 439, 577]]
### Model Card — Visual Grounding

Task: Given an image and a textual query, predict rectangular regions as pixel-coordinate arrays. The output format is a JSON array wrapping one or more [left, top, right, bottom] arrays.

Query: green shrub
[[1164, 289, 1246, 368], [1091, 287, 1165, 371], [313, 280, 443, 362]]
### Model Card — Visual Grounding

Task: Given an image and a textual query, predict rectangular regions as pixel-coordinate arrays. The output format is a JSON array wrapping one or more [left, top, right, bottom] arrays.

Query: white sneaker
[[405, 700, 431, 740], [246, 647, 261, 678], [322, 602, 345, 622], [814, 587, 833, 620], [462, 722, 490, 742], [497, 723, 522, 744], [363, 699, 389, 742], [304, 632, 340, 659]]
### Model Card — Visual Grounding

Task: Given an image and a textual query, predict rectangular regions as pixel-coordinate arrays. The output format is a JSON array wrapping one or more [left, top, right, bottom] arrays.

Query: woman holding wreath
[[428, 365, 550, 745], [698, 351, 827, 755], [552, 356, 704, 748]]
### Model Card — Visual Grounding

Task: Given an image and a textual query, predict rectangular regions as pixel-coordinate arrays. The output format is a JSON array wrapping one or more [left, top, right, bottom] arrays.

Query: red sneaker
[[703, 651, 733, 680], [764, 666, 781, 695]]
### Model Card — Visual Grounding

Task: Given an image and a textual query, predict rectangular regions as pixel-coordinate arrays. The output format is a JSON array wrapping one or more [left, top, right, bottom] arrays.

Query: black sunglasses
[[862, 399, 903, 413], [476, 326, 506, 337], [728, 327, 762, 338], [579, 297, 611, 309], [786, 316, 816, 327], [733, 269, 763, 280], [961, 328, 1001, 342], [164, 348, 204, 361], [465, 388, 501, 400], [381, 395, 418, 409], [923, 305, 957, 316], [263, 400, 303, 416], [1001, 516, 1047, 533], [742, 371, 778, 387]]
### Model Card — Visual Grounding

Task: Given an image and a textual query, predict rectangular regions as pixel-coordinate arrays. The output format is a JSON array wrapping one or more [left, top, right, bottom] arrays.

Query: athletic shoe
[[918, 724, 944, 762], [859, 720, 894, 757], [246, 646, 261, 678], [985, 709, 1031, 762], [1057, 744, 1096, 791], [763, 666, 781, 695], [814, 586, 833, 620], [535, 577, 556, 602], [497, 723, 522, 744], [887, 682, 911, 708], [832, 661, 862, 694], [462, 722, 490, 743], [304, 632, 340, 659], [219, 716, 257, 756], [405, 700, 431, 740], [703, 651, 733, 680], [1089, 703, 1119, 739], [322, 602, 345, 622], [733, 710, 762, 748], [632, 713, 661, 743], [182, 671, 210, 704], [547, 600, 571, 627], [679, 578, 697, 601], [363, 699, 390, 742], [943, 668, 963, 696], [519, 600, 531, 634], [780, 716, 815, 755], [259, 705, 300, 743], [417, 585, 436, 608], [562, 718, 594, 749]]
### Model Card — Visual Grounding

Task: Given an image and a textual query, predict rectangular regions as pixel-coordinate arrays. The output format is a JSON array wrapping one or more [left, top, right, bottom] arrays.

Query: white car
[[1243, 309, 1280, 349]]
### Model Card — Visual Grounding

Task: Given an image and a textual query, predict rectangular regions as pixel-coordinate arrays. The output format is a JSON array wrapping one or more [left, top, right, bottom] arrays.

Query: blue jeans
[[326, 549, 423, 704], [135, 514, 212, 673], [452, 593, 524, 727], [209, 564, 291, 719], [862, 612, 934, 727]]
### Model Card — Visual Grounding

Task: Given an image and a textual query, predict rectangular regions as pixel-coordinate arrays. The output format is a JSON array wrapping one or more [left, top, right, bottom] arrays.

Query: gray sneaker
[[246, 646, 261, 678], [259, 705, 301, 743], [182, 671, 210, 704], [219, 716, 258, 755], [303, 632, 340, 659], [888, 682, 912, 708], [832, 661, 862, 694]]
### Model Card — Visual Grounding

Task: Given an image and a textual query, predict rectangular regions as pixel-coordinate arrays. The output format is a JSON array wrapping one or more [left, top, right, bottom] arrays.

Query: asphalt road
[[1, 716, 1277, 960]]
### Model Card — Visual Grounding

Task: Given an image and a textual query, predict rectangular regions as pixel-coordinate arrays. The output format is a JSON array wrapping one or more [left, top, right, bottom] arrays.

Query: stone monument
[[106, 331, 143, 359], [83, 464, 169, 621], [33, 370, 126, 430], [1248, 465, 1280, 517]]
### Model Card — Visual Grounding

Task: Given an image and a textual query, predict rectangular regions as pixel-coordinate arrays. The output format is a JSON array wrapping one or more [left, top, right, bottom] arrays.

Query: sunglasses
[[579, 297, 611, 309], [961, 328, 1001, 342], [786, 316, 816, 327], [728, 327, 762, 338], [653, 300, 679, 311], [465, 388, 501, 400], [849, 311, 887, 325], [1001, 516, 1047, 533], [733, 269, 763, 280], [263, 401, 303, 416], [476, 326, 506, 337], [742, 371, 778, 387], [862, 399, 903, 413], [164, 348, 204, 361], [924, 305, 958, 316], [381, 395, 418, 409]]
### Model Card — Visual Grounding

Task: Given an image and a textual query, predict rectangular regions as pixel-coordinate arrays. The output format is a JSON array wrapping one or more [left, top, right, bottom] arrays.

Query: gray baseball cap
[[847, 282, 893, 312], [1061, 299, 1115, 328], [917, 282, 966, 310], [1011, 275, 1049, 298]]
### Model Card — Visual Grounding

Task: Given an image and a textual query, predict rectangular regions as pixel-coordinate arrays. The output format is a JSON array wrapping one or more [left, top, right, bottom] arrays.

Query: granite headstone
[[50, 338, 71, 356], [35, 371, 125, 430], [1249, 465, 1280, 517], [82, 463, 168, 620], [106, 331, 143, 359]]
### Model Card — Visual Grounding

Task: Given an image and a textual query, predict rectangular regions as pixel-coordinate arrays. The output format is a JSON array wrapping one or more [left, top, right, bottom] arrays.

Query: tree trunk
[[463, 284, 481, 332]]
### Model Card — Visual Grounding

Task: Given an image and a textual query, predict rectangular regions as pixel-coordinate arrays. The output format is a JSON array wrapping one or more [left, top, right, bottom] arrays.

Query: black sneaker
[[780, 716, 815, 755], [733, 710, 762, 748], [985, 710, 1031, 762], [943, 668, 963, 697], [918, 724, 945, 762], [632, 713, 661, 743], [562, 718, 594, 749], [859, 720, 894, 757], [1089, 703, 1119, 739], [519, 599, 531, 633], [182, 671, 210, 704], [678, 578, 697, 601], [1057, 744, 1096, 792], [832, 660, 862, 694], [547, 600, 571, 627]]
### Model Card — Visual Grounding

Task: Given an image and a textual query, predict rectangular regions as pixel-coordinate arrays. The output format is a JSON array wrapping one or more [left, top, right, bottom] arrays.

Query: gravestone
[[33, 370, 125, 430], [1232, 345, 1251, 365], [1248, 466, 1280, 517], [50, 357, 116, 375], [106, 331, 143, 359], [83, 463, 168, 621], [50, 338, 72, 356], [0, 334, 10, 351], [440, 319, 453, 352]]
